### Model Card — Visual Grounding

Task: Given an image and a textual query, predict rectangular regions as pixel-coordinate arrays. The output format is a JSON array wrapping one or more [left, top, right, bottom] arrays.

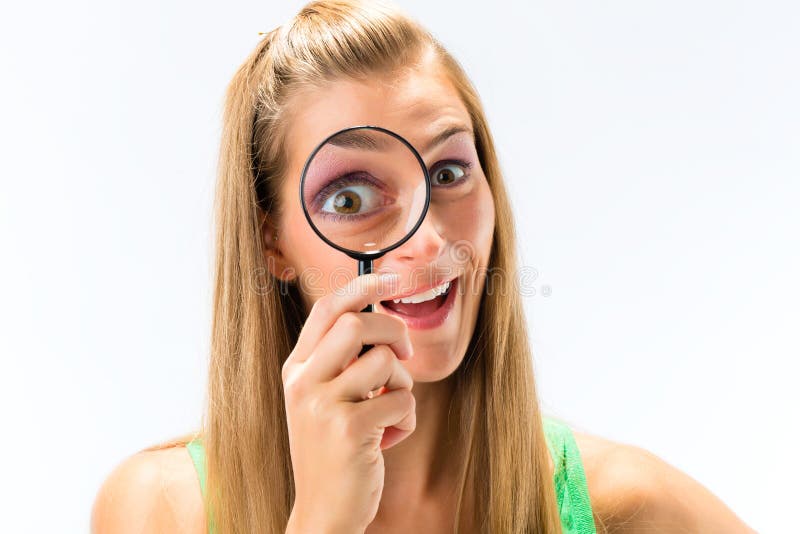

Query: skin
[[90, 51, 757, 534], [572, 430, 758, 533], [267, 51, 494, 531], [90, 433, 758, 533]]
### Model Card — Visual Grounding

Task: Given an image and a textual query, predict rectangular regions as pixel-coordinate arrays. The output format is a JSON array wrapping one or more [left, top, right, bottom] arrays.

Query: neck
[[376, 373, 464, 516]]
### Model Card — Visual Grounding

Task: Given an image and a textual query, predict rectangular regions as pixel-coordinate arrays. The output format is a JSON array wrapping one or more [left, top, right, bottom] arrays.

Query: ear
[[260, 212, 297, 283]]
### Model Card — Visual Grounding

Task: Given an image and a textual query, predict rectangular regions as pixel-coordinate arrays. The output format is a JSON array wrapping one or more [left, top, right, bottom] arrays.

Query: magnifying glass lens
[[301, 127, 428, 254]]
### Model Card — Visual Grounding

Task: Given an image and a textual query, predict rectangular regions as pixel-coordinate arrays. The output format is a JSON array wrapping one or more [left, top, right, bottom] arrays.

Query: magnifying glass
[[299, 125, 431, 356]]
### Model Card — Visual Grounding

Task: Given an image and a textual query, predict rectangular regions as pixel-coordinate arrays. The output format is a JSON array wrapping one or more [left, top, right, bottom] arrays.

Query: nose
[[387, 210, 446, 267]]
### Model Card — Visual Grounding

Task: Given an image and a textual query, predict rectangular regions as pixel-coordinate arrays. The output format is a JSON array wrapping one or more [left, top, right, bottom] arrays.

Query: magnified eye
[[431, 160, 471, 186], [313, 168, 395, 217], [321, 184, 379, 216]]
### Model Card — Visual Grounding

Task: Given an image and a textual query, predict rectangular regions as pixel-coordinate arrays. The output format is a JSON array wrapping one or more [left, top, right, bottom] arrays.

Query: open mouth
[[378, 277, 458, 330]]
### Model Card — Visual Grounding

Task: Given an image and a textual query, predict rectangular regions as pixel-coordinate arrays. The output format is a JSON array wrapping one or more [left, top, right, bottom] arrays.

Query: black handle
[[358, 258, 374, 357]]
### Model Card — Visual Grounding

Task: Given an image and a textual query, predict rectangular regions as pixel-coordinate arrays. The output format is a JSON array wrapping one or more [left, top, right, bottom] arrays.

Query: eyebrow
[[420, 124, 473, 154], [327, 130, 391, 150], [326, 124, 473, 154]]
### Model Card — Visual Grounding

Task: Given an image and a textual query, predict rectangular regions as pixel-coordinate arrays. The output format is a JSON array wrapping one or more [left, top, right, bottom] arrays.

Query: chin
[[403, 349, 464, 383]]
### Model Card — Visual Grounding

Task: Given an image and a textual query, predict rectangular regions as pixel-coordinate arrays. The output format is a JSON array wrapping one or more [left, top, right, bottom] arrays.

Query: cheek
[[282, 206, 358, 309], [440, 181, 495, 263]]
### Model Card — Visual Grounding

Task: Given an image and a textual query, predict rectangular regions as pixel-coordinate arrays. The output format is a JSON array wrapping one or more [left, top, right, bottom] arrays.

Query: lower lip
[[378, 277, 459, 330]]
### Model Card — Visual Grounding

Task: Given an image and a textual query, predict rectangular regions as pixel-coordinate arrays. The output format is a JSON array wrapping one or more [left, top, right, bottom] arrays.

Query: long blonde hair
[[148, 1, 564, 532]]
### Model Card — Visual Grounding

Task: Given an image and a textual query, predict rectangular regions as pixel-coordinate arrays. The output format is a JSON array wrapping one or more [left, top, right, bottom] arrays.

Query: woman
[[91, 1, 756, 532]]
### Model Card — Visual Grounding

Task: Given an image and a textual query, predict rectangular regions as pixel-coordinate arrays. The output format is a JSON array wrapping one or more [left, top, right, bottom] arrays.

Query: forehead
[[283, 60, 473, 182]]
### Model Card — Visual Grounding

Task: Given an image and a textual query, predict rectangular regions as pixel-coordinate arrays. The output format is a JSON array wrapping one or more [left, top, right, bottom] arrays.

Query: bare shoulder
[[571, 429, 757, 533], [91, 445, 206, 534]]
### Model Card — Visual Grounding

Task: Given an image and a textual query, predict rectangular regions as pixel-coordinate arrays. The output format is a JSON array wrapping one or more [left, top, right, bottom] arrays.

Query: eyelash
[[311, 172, 386, 214]]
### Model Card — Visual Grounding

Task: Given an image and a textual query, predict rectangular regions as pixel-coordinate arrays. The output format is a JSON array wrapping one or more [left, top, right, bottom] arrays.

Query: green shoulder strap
[[186, 437, 207, 496], [542, 416, 598, 534], [186, 437, 216, 534]]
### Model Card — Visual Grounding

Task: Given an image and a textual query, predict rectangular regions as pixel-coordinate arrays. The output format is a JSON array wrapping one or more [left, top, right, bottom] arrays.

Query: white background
[[1, 1, 797, 532]]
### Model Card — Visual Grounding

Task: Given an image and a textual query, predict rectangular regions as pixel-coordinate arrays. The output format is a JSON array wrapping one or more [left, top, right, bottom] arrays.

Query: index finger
[[287, 271, 401, 365]]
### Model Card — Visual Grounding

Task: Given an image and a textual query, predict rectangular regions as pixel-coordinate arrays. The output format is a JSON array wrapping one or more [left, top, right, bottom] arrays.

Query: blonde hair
[[148, 1, 564, 532]]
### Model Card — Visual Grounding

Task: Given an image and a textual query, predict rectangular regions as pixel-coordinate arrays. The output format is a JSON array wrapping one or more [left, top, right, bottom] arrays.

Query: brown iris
[[333, 190, 362, 214], [436, 168, 456, 185]]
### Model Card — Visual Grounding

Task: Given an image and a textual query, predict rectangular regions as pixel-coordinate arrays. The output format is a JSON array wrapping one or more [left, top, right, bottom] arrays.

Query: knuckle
[[402, 388, 416, 407], [400, 369, 414, 389], [281, 357, 292, 384], [310, 295, 333, 319], [388, 312, 407, 330], [282, 374, 305, 401], [390, 316, 411, 346], [336, 311, 361, 332], [396, 315, 410, 336], [375, 344, 394, 366]]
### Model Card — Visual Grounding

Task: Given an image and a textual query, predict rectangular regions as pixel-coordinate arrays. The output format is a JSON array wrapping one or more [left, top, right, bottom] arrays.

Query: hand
[[282, 272, 416, 534]]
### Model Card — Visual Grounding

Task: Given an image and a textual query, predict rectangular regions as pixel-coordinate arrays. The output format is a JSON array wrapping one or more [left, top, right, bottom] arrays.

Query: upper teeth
[[392, 280, 451, 304]]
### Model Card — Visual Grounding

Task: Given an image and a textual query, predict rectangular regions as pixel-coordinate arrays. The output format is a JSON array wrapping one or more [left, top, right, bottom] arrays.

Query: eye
[[431, 160, 471, 186], [320, 184, 380, 216]]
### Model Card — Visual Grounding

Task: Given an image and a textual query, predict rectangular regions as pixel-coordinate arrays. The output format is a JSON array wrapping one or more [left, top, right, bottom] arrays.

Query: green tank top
[[185, 415, 596, 533], [541, 416, 598, 533]]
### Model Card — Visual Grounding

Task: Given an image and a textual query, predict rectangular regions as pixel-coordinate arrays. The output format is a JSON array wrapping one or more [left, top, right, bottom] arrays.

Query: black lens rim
[[299, 124, 432, 261]]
